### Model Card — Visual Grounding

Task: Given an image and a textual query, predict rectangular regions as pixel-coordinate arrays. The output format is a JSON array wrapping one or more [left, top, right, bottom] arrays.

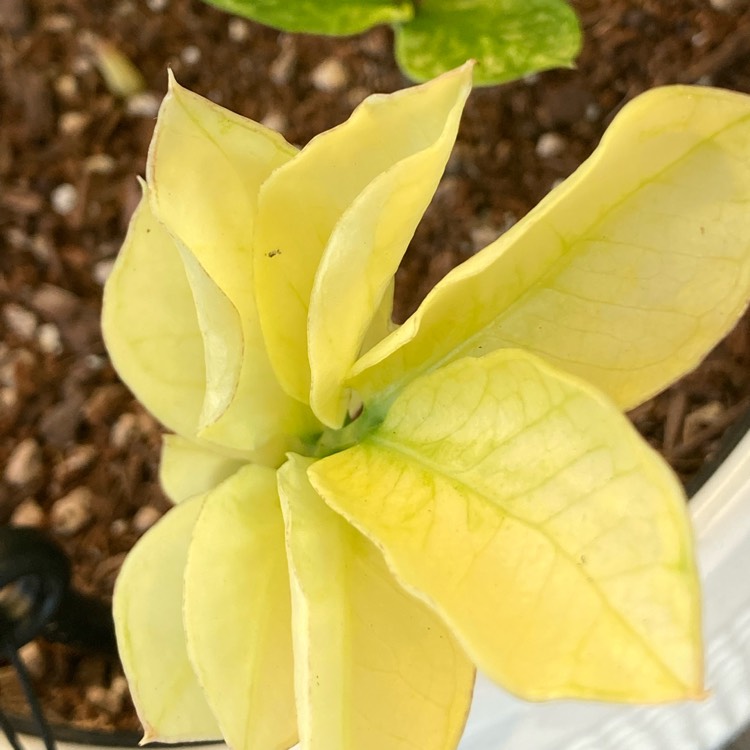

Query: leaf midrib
[[365, 432, 690, 692]]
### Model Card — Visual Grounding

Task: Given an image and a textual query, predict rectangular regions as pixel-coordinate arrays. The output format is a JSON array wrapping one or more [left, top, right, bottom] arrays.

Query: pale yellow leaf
[[351, 86, 750, 411], [183, 465, 297, 750], [102, 193, 205, 440], [148, 74, 317, 453], [253, 64, 472, 410], [159, 434, 246, 503], [113, 495, 220, 743], [148, 72, 296, 304], [174, 239, 243, 429], [311, 350, 703, 702], [307, 66, 472, 427], [278, 454, 474, 750], [361, 277, 397, 355], [342, 280, 398, 421]]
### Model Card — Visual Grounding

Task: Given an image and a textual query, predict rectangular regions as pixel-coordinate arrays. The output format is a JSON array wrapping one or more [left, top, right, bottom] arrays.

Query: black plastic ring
[[0, 527, 70, 654]]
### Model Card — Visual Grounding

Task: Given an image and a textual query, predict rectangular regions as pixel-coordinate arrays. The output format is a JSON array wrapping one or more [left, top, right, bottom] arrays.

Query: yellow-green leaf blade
[[102, 194, 206, 440], [312, 350, 703, 702], [254, 64, 472, 409], [113, 495, 220, 743], [352, 85, 750, 411], [148, 75, 317, 453], [278, 454, 474, 750], [201, 0, 413, 35], [159, 434, 247, 503], [308, 65, 472, 428], [395, 0, 581, 86], [183, 465, 297, 750]]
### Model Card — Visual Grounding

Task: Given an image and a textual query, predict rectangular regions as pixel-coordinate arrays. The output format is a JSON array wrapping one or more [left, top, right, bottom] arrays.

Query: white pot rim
[[18, 425, 750, 750]]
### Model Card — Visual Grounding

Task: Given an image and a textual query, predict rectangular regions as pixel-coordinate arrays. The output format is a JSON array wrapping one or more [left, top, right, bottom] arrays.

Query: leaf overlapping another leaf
[[184, 465, 297, 750], [350, 86, 750, 414], [102, 194, 207, 442], [103, 77, 320, 465], [279, 454, 475, 750], [311, 350, 703, 702], [113, 495, 220, 744], [159, 434, 246, 504], [102, 68, 750, 750], [254, 63, 472, 425], [149, 75, 319, 456]]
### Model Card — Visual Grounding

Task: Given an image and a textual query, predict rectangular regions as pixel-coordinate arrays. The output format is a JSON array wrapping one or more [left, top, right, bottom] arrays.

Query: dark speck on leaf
[[266, 249, 281, 257]]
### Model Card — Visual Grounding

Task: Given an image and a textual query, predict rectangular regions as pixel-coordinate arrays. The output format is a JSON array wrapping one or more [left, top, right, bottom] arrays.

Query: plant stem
[[311, 407, 384, 458]]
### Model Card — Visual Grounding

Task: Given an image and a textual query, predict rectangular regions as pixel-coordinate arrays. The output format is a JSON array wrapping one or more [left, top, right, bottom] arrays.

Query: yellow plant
[[103, 64, 750, 750]]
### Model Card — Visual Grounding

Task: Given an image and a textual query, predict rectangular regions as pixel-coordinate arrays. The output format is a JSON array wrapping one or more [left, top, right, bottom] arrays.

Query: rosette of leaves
[[104, 63, 750, 750], [200, 0, 581, 85]]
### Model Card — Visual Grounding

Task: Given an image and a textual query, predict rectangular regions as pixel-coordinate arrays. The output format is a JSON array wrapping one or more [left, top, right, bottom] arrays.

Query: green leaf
[[113, 496, 220, 743], [278, 454, 474, 750], [148, 73, 318, 455], [201, 0, 413, 35], [183, 465, 297, 750], [311, 350, 703, 702], [102, 194, 206, 441], [351, 85, 750, 411], [394, 0, 581, 85], [254, 65, 471, 417], [159, 435, 246, 503]]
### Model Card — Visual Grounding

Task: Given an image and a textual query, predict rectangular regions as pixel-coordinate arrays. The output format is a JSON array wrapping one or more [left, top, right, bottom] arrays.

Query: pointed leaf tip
[[255, 63, 472, 418], [144, 73, 316, 454], [351, 84, 750, 411]]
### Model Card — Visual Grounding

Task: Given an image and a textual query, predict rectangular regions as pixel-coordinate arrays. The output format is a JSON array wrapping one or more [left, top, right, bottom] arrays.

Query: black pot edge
[[8, 712, 219, 748], [685, 403, 750, 499]]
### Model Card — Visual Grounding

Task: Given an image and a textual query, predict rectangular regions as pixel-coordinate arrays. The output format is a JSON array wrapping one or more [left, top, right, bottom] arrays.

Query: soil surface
[[2, 0, 750, 745]]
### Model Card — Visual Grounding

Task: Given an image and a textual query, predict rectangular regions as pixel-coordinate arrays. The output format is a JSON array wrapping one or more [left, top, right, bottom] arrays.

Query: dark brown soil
[[1, 0, 750, 743]]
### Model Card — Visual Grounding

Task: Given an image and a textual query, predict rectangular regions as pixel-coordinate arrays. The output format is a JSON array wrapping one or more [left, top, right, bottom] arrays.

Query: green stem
[[311, 406, 384, 458]]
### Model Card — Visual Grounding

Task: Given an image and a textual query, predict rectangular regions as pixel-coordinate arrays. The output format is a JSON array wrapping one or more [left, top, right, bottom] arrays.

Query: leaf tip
[[452, 59, 475, 90], [166, 67, 178, 93], [139, 724, 158, 745]]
